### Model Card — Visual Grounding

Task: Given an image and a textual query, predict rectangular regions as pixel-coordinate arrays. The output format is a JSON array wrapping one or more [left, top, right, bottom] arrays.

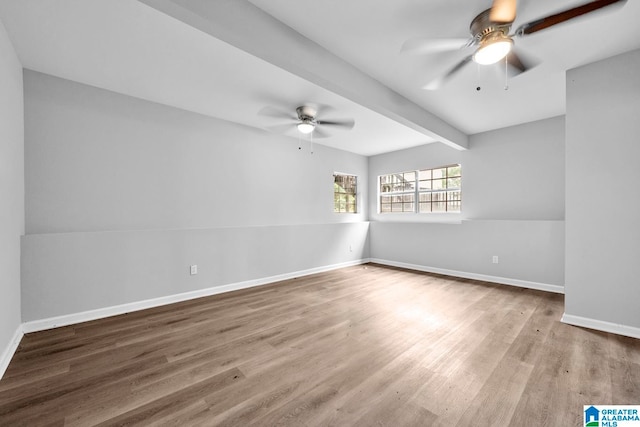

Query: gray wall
[[25, 71, 368, 233], [370, 220, 564, 288], [368, 117, 565, 287], [565, 48, 640, 329], [22, 71, 370, 321], [22, 223, 369, 321], [369, 116, 565, 222], [0, 20, 24, 361]]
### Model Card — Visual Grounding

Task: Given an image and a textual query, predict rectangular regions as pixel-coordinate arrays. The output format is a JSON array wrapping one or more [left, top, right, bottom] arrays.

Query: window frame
[[378, 171, 417, 213], [379, 164, 461, 214], [333, 172, 358, 214]]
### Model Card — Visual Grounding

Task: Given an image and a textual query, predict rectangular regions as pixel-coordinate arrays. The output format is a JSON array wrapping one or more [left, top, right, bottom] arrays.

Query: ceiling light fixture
[[297, 120, 316, 134], [473, 36, 513, 65]]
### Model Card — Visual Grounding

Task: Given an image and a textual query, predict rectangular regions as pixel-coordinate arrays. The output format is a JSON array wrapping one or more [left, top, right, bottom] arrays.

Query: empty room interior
[[1, 0, 639, 425]]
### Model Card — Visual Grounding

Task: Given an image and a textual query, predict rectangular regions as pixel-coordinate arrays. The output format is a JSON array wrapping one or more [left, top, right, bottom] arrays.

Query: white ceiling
[[1, 0, 639, 155], [249, 0, 640, 135]]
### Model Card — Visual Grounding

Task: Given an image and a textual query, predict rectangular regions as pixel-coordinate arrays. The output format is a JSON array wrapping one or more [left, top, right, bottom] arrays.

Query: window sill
[[373, 213, 462, 224]]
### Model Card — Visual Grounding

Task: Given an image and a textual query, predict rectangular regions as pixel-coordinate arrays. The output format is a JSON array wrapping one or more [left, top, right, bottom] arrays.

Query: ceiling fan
[[257, 104, 355, 138], [402, 0, 627, 89]]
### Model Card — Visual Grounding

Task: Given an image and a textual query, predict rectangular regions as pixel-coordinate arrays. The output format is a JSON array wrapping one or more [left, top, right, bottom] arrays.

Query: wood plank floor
[[1, 263, 639, 426]]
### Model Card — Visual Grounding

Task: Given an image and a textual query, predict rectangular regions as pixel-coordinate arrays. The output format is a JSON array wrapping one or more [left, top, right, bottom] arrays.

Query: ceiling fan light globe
[[473, 39, 513, 65], [297, 122, 315, 134]]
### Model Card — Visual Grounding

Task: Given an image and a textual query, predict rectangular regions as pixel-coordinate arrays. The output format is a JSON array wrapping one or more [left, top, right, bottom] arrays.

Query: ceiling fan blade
[[318, 118, 355, 131], [313, 104, 336, 118], [515, 0, 626, 36], [257, 106, 297, 120], [401, 38, 471, 55], [490, 0, 517, 23], [311, 127, 331, 139], [423, 55, 473, 90], [505, 49, 538, 76]]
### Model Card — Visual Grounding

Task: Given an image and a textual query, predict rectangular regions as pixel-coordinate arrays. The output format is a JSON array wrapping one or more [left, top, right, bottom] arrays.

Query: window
[[334, 173, 357, 213], [379, 172, 415, 213], [380, 164, 461, 213]]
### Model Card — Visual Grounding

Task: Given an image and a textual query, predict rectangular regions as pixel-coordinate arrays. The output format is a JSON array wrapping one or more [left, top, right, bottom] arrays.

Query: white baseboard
[[6, 257, 565, 376], [0, 324, 24, 380], [369, 258, 565, 294], [22, 259, 369, 334], [561, 313, 640, 340], [9, 260, 637, 378]]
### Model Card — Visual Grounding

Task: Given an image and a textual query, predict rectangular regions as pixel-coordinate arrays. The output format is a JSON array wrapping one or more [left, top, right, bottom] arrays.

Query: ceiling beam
[[139, 0, 469, 150]]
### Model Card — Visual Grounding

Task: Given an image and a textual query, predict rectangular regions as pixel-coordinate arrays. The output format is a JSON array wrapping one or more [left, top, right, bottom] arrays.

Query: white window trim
[[378, 165, 461, 214], [334, 172, 358, 214]]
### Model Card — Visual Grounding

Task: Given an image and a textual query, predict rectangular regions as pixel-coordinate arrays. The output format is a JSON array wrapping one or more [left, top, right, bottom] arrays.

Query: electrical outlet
[[492, 256, 499, 264], [190, 265, 197, 275], [349, 244, 353, 252]]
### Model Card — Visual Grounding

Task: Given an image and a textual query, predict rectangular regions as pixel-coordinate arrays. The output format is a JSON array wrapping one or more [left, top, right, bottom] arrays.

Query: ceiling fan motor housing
[[296, 105, 317, 122], [295, 105, 317, 134], [411, 0, 627, 89], [470, 8, 511, 42]]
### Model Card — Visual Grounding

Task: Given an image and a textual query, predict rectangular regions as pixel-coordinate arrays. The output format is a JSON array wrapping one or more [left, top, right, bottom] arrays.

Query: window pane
[[403, 172, 415, 191], [419, 180, 431, 190], [432, 179, 446, 190], [447, 177, 461, 189], [432, 168, 446, 179], [447, 165, 461, 177], [334, 174, 357, 213], [379, 175, 391, 191], [419, 193, 431, 202], [419, 202, 431, 213], [380, 174, 398, 192], [432, 191, 446, 202], [433, 201, 447, 212], [448, 191, 461, 201], [379, 165, 461, 214], [388, 175, 402, 192], [418, 169, 432, 180], [447, 201, 461, 212]]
